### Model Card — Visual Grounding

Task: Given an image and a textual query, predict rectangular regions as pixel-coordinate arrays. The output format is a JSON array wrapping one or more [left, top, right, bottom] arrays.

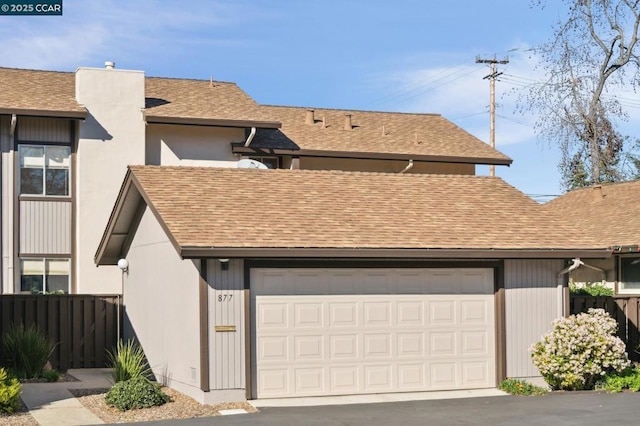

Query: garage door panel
[[252, 268, 495, 398], [295, 368, 324, 393], [429, 332, 457, 357], [461, 331, 489, 355], [430, 362, 457, 387], [461, 300, 489, 324], [397, 301, 424, 325], [330, 366, 359, 392], [330, 334, 359, 359], [294, 303, 324, 328], [363, 302, 391, 327], [364, 334, 392, 358], [258, 336, 288, 363], [294, 335, 324, 361], [397, 333, 424, 357], [398, 364, 426, 388], [429, 300, 456, 324], [364, 365, 393, 390], [257, 303, 288, 328], [329, 302, 359, 327], [462, 361, 489, 385]]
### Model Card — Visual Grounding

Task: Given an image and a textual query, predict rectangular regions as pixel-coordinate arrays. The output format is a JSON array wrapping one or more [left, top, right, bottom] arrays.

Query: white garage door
[[251, 268, 495, 399]]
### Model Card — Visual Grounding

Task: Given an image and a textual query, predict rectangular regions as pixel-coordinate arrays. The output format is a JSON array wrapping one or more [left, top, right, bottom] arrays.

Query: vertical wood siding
[[504, 259, 564, 377], [207, 259, 245, 391], [17, 117, 71, 143], [0, 116, 12, 292], [19, 200, 71, 254]]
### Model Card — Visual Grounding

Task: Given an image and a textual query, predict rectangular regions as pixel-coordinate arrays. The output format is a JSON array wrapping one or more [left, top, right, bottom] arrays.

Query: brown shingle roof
[[244, 105, 512, 164], [126, 166, 598, 251], [545, 180, 640, 247], [0, 67, 86, 117], [144, 77, 280, 127]]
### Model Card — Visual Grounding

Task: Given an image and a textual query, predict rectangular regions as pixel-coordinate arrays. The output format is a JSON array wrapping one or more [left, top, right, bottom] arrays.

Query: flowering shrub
[[531, 308, 629, 390]]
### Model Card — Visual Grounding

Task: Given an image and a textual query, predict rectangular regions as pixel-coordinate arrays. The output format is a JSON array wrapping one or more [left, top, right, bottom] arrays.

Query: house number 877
[[218, 294, 233, 302]]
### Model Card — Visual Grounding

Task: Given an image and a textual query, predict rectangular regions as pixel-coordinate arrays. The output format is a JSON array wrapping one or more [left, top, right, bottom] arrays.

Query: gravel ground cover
[[71, 387, 257, 423], [0, 372, 256, 425]]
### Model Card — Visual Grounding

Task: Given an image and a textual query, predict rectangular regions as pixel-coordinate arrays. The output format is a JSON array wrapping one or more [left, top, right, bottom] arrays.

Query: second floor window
[[19, 145, 71, 196]]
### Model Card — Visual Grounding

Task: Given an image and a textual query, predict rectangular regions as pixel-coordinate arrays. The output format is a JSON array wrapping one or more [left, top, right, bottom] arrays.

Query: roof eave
[[144, 114, 282, 129], [179, 247, 612, 259], [0, 108, 87, 119], [231, 145, 513, 165]]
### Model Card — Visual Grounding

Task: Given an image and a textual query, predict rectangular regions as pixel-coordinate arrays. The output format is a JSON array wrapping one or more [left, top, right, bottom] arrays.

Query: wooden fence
[[570, 296, 640, 362], [0, 295, 121, 370]]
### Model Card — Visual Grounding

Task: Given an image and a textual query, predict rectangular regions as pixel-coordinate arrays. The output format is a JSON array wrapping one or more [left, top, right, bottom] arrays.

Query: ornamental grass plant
[[107, 339, 152, 383], [531, 308, 629, 390], [1, 323, 56, 379]]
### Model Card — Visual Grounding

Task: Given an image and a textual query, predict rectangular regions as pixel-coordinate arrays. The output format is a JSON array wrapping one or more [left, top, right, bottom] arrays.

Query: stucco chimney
[[344, 114, 353, 130], [104, 61, 115, 70], [305, 109, 315, 125]]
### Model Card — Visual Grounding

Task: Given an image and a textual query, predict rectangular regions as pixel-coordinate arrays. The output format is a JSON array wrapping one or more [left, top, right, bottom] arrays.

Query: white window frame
[[617, 255, 640, 294], [18, 144, 71, 197]]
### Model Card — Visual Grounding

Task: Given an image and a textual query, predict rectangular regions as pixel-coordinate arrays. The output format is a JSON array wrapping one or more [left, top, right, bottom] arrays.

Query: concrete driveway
[[127, 391, 639, 426]]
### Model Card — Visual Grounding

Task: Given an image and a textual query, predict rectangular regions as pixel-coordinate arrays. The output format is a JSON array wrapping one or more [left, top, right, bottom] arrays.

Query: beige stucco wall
[[75, 67, 146, 293], [300, 157, 476, 174], [146, 124, 243, 167], [122, 205, 204, 402]]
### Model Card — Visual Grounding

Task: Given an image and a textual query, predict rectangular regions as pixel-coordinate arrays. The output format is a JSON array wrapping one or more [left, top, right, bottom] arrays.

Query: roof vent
[[592, 185, 604, 201], [105, 61, 115, 70], [344, 114, 353, 130], [305, 109, 315, 125]]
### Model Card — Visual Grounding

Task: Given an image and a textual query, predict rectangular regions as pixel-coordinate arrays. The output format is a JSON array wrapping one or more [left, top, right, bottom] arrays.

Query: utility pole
[[476, 57, 509, 176]]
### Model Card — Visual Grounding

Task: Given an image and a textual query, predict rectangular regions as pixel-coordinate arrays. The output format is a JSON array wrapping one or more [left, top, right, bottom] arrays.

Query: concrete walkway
[[21, 368, 113, 426]]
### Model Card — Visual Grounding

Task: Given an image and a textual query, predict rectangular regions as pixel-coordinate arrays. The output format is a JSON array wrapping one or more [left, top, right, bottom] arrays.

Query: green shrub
[[107, 340, 152, 383], [531, 308, 629, 390], [42, 369, 60, 383], [0, 368, 21, 414], [596, 367, 640, 393], [1, 323, 56, 379], [569, 281, 614, 296], [105, 377, 169, 411], [498, 378, 547, 396]]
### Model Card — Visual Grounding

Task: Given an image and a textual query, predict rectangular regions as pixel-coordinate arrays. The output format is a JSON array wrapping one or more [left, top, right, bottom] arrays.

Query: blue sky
[[2, 0, 638, 200]]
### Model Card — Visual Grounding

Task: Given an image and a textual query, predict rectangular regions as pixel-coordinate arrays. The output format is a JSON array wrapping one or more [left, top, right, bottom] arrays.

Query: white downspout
[[10, 114, 17, 137], [244, 127, 256, 147], [399, 159, 414, 173], [556, 258, 584, 317]]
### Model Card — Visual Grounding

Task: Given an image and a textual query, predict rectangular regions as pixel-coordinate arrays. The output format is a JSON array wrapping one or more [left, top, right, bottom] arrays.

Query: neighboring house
[[545, 180, 640, 294], [0, 63, 509, 295]]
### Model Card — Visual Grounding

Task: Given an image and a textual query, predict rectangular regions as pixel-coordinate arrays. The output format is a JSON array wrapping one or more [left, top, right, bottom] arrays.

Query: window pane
[[47, 275, 69, 294], [46, 259, 69, 275], [45, 146, 70, 168], [20, 168, 44, 195], [21, 275, 43, 293], [46, 169, 69, 196], [20, 146, 44, 168], [621, 257, 640, 291], [20, 259, 44, 293]]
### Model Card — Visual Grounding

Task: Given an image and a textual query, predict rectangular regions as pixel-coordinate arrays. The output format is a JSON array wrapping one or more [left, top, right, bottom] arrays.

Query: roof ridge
[[130, 165, 504, 179], [261, 104, 442, 117], [0, 66, 73, 75], [146, 75, 239, 85]]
